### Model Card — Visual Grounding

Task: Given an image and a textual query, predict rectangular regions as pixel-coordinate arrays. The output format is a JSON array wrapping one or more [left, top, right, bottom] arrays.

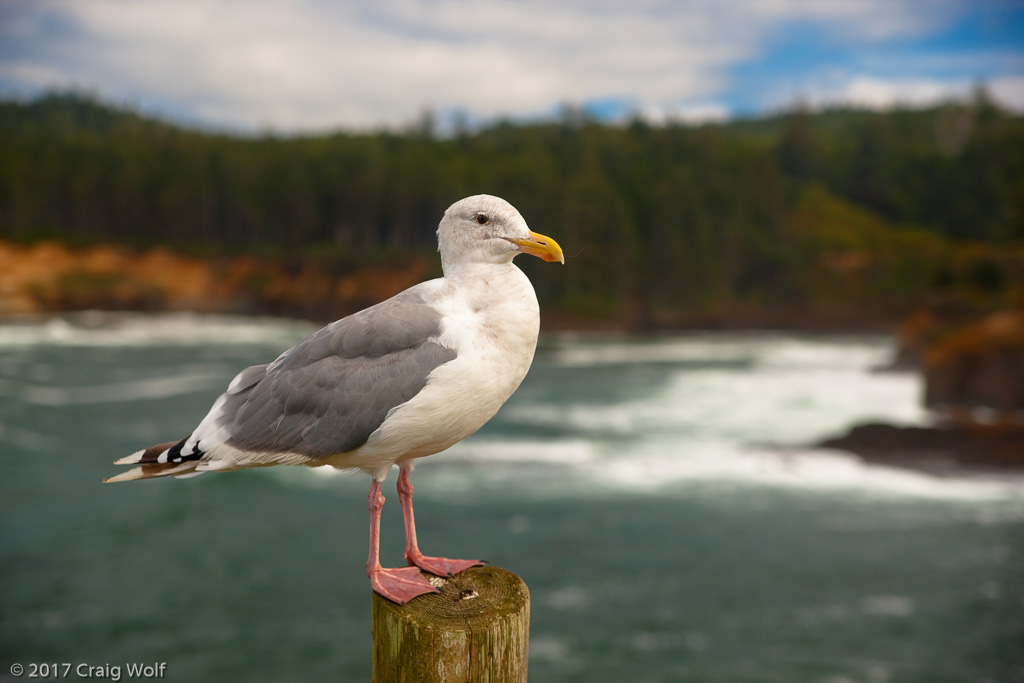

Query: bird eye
[[476, 213, 489, 225]]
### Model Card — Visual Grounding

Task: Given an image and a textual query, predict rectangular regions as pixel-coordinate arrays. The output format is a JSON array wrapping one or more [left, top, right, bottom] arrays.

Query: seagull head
[[437, 195, 564, 273]]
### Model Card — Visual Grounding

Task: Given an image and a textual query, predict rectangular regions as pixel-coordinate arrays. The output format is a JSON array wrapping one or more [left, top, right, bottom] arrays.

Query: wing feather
[[209, 287, 456, 459]]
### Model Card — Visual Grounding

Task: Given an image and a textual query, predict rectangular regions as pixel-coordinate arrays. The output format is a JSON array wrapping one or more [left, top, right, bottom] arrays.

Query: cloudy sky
[[1, 0, 1023, 133]]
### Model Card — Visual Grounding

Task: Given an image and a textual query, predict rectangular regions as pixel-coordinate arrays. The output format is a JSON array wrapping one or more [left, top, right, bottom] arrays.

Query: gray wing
[[216, 287, 456, 458]]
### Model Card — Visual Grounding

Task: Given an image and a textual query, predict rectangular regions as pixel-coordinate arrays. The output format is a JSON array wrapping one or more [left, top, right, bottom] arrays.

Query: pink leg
[[398, 466, 482, 577], [365, 479, 438, 604]]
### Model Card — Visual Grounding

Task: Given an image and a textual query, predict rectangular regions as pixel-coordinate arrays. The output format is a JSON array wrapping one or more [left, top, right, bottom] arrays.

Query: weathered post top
[[371, 565, 530, 683]]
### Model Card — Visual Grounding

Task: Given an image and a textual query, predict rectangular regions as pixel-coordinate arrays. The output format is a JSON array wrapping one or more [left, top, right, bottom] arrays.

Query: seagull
[[105, 195, 564, 604]]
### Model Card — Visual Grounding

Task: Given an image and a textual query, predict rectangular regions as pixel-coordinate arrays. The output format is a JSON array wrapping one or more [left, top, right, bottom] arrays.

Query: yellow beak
[[511, 231, 565, 264]]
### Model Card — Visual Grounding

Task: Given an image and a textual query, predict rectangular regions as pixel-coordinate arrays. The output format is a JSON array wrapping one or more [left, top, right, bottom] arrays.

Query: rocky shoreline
[[0, 238, 909, 331], [0, 239, 436, 322], [814, 306, 1024, 480]]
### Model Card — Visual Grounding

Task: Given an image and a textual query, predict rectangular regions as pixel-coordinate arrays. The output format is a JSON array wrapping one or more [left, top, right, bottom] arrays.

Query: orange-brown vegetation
[[0, 240, 432, 321], [924, 309, 1024, 416]]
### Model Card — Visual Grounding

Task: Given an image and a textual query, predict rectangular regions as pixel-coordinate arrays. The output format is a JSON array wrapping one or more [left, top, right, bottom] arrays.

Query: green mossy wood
[[371, 566, 530, 683]]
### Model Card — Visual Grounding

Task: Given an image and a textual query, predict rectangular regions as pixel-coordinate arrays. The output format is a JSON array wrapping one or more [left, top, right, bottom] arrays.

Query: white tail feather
[[103, 460, 200, 483], [103, 467, 147, 483], [113, 449, 146, 465]]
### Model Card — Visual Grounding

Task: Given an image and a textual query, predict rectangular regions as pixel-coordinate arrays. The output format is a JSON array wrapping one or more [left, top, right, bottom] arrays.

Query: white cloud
[[815, 76, 974, 110], [991, 75, 1024, 110], [742, 0, 958, 40], [770, 74, 1024, 113], [0, 0, 1011, 131], [640, 101, 731, 126]]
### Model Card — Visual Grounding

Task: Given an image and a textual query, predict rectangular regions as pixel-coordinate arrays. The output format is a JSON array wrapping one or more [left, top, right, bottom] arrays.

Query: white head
[[437, 195, 563, 274]]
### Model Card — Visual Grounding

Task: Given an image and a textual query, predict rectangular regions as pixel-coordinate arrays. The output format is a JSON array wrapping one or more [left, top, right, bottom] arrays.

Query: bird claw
[[370, 566, 440, 605], [408, 554, 484, 578]]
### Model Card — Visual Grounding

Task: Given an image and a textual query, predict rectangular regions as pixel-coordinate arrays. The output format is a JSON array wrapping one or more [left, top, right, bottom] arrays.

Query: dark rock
[[818, 422, 1024, 475]]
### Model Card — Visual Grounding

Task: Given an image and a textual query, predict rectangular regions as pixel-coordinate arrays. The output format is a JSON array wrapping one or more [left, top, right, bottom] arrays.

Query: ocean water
[[1, 313, 1022, 682]]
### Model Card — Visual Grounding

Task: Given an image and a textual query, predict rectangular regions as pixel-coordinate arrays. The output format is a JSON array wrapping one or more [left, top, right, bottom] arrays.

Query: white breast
[[326, 263, 540, 479]]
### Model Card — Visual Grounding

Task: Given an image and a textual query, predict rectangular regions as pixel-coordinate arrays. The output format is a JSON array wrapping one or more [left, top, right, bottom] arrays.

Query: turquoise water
[[2, 314, 1022, 682]]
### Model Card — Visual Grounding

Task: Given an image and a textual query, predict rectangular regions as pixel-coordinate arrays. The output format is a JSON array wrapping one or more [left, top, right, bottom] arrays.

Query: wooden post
[[371, 565, 530, 682]]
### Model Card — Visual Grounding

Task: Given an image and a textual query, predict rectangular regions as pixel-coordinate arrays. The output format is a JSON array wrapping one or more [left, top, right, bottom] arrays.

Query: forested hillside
[[2, 92, 1022, 327]]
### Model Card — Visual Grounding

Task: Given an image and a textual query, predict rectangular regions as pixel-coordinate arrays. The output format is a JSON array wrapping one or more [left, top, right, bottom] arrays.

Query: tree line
[[1, 91, 1022, 326]]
